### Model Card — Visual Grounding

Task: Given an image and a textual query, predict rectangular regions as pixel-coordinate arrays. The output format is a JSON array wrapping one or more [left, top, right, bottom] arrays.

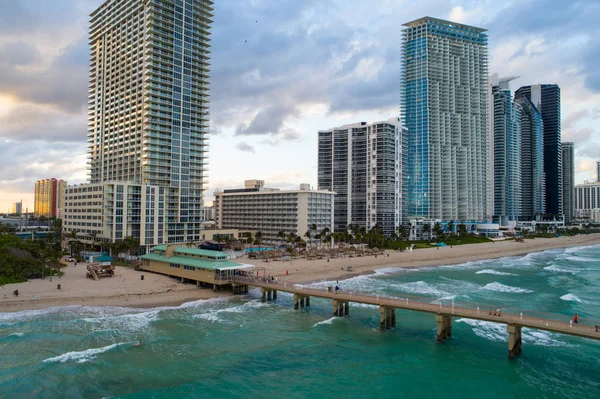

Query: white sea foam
[[42, 342, 128, 364], [482, 282, 532, 294], [565, 256, 596, 263], [560, 293, 583, 303], [544, 265, 579, 274], [195, 312, 224, 323], [312, 317, 338, 327], [456, 319, 570, 347], [475, 269, 517, 276], [391, 281, 449, 297]]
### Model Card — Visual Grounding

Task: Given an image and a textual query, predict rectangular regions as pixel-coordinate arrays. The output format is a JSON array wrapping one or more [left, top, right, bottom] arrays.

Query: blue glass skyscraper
[[401, 17, 490, 222], [491, 75, 521, 226], [516, 95, 545, 219]]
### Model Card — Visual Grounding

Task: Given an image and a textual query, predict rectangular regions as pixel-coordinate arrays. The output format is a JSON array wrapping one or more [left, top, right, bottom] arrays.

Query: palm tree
[[278, 230, 286, 246], [245, 232, 253, 246], [396, 225, 406, 240], [422, 224, 432, 241], [123, 236, 140, 259], [90, 231, 98, 251], [254, 231, 262, 246], [458, 223, 468, 237], [304, 230, 312, 249], [447, 220, 455, 236]]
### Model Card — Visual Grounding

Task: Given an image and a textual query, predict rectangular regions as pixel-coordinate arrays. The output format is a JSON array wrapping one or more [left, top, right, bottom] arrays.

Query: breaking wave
[[482, 282, 533, 294], [42, 342, 130, 364]]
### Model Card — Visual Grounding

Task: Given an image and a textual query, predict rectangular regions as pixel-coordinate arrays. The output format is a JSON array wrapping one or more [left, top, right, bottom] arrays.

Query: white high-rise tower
[[401, 17, 490, 223], [65, 0, 213, 250]]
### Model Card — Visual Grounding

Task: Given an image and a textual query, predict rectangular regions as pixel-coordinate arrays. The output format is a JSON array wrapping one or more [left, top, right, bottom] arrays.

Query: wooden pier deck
[[231, 277, 600, 358]]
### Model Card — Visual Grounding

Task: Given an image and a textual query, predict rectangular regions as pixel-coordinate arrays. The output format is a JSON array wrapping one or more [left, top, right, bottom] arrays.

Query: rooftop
[[402, 16, 487, 33], [140, 253, 242, 270], [151, 245, 228, 259]]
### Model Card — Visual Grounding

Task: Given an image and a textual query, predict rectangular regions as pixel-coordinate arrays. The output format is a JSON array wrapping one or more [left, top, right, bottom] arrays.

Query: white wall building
[[67, 0, 214, 248], [63, 182, 168, 250], [575, 181, 600, 222], [318, 117, 405, 237], [214, 181, 335, 244]]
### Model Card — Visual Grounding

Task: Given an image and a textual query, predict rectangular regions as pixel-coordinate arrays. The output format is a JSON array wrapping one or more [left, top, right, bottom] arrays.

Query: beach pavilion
[[140, 245, 256, 293]]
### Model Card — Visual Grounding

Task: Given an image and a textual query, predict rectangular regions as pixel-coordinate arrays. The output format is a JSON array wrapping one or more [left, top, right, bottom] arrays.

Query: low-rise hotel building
[[575, 180, 600, 222], [214, 180, 335, 244], [63, 181, 180, 252]]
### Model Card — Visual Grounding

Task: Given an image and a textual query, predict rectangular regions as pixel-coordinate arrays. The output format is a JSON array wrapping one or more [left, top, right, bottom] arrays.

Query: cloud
[[0, 104, 86, 142], [236, 142, 256, 153], [235, 103, 299, 137], [0, 41, 40, 65], [0, 139, 86, 210], [0, 37, 89, 113]]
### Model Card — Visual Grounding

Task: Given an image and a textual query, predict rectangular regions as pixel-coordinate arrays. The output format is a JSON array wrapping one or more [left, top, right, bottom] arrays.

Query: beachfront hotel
[[490, 74, 522, 226], [401, 17, 491, 223], [64, 0, 213, 251], [574, 180, 600, 222], [562, 142, 575, 224], [318, 118, 406, 237], [34, 178, 67, 218], [214, 180, 335, 244], [515, 84, 562, 216]]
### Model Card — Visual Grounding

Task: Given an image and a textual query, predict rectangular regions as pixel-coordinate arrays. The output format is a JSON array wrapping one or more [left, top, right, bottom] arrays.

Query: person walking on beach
[[573, 313, 579, 324], [335, 285, 340, 293]]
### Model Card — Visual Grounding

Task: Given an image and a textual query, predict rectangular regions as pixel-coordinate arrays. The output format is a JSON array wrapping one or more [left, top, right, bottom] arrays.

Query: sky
[[1, 0, 599, 212]]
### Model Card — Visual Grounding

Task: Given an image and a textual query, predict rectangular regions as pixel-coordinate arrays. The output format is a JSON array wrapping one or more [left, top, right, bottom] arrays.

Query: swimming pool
[[245, 247, 275, 253]]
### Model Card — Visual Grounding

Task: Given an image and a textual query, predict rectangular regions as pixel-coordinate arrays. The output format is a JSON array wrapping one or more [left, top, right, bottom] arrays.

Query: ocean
[[1, 244, 600, 398]]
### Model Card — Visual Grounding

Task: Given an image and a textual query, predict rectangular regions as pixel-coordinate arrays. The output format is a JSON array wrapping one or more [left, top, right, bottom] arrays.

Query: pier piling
[[507, 324, 522, 359], [436, 314, 452, 342]]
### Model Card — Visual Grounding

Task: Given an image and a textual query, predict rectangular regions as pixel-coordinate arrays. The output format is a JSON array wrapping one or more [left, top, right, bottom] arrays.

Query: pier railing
[[230, 276, 600, 337]]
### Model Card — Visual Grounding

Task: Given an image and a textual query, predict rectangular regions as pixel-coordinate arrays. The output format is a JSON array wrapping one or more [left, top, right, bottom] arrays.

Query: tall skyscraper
[[490, 74, 521, 226], [514, 84, 561, 215], [596, 161, 600, 182], [318, 118, 405, 237], [561, 142, 574, 223], [34, 178, 66, 218], [401, 17, 490, 222], [80, 0, 213, 245], [515, 94, 545, 219]]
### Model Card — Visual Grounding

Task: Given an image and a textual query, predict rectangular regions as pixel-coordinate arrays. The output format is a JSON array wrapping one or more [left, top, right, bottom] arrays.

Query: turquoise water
[[245, 247, 276, 253], [2, 244, 600, 398]]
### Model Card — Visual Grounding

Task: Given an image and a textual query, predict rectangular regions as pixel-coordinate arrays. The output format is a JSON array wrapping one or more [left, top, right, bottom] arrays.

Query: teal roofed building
[[140, 245, 256, 294]]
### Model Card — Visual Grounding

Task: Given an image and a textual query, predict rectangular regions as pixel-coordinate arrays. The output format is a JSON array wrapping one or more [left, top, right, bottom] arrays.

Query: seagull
[[245, 40, 247, 43]]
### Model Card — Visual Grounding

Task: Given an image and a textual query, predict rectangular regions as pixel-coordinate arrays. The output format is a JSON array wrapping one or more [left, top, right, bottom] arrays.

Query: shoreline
[[1, 234, 599, 314]]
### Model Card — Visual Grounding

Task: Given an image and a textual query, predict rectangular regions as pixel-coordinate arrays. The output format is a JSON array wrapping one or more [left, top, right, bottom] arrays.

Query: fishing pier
[[232, 276, 600, 359]]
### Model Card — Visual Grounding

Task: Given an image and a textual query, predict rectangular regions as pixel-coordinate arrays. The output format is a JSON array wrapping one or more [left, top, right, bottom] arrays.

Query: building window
[[170, 263, 180, 268], [183, 265, 195, 271]]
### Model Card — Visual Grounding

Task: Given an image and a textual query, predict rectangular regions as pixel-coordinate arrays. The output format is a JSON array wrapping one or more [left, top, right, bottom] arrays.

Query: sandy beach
[[1, 233, 599, 313], [243, 233, 600, 284]]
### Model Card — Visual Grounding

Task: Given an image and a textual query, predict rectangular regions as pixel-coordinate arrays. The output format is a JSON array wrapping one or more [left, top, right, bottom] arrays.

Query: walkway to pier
[[231, 276, 600, 358]]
